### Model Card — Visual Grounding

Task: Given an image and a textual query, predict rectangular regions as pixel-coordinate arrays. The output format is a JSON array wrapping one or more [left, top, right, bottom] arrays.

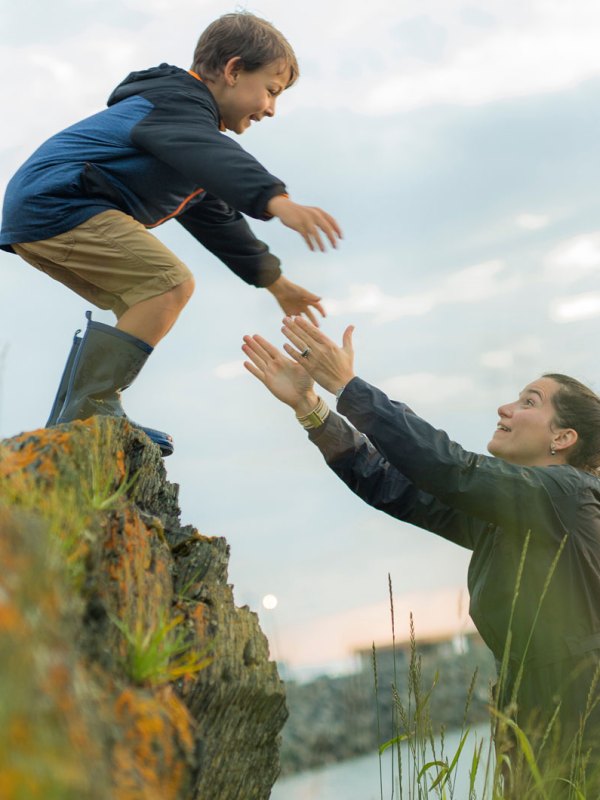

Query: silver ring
[[300, 347, 311, 358]]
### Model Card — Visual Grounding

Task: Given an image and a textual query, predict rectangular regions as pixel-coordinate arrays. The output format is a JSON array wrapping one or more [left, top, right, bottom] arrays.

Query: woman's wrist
[[293, 391, 320, 416], [321, 372, 355, 395]]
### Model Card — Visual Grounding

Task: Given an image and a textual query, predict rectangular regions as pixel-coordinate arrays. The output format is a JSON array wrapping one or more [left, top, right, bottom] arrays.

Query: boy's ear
[[222, 56, 243, 86]]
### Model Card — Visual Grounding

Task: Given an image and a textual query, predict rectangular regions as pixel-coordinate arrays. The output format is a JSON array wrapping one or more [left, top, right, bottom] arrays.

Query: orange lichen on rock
[[0, 426, 73, 480], [0, 603, 22, 634], [101, 508, 173, 632], [0, 506, 109, 800], [113, 686, 195, 800], [188, 601, 210, 641], [115, 448, 127, 481]]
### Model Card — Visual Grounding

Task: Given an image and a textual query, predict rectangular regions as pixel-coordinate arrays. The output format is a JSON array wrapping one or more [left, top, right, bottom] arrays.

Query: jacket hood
[[107, 63, 192, 106]]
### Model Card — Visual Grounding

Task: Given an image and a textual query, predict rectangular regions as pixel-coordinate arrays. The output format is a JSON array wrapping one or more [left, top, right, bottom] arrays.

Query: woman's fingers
[[243, 334, 301, 372], [249, 334, 281, 360], [342, 325, 355, 351], [243, 360, 265, 382], [242, 337, 270, 369], [284, 315, 328, 345], [283, 316, 337, 361], [281, 324, 309, 354], [243, 335, 288, 370], [283, 342, 305, 364]]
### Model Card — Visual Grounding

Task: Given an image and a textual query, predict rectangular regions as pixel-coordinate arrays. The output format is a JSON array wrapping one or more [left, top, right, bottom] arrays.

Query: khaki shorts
[[13, 210, 193, 317]]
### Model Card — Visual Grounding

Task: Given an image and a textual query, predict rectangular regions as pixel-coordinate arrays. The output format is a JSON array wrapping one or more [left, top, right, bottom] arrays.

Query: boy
[[0, 12, 341, 456]]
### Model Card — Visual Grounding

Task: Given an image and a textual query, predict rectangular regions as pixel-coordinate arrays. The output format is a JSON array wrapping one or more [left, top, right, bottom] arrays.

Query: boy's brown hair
[[191, 11, 299, 87]]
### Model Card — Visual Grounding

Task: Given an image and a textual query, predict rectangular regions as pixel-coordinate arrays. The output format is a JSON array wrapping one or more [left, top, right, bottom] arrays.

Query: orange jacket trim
[[145, 187, 205, 228]]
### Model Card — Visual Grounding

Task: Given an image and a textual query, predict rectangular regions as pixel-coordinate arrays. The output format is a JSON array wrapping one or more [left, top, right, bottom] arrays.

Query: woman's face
[[487, 377, 565, 466]]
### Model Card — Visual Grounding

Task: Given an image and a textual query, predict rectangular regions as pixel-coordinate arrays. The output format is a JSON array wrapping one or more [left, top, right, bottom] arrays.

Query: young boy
[[0, 12, 341, 456]]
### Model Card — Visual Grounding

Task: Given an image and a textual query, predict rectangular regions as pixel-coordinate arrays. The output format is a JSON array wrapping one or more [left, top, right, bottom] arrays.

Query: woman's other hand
[[242, 333, 318, 413]]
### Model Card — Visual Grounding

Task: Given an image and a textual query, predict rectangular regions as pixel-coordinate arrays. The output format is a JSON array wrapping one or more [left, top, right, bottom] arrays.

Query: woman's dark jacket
[[310, 377, 600, 732]]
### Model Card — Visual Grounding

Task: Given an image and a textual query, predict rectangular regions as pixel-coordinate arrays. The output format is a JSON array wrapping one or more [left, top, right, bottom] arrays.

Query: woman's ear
[[553, 427, 578, 454]]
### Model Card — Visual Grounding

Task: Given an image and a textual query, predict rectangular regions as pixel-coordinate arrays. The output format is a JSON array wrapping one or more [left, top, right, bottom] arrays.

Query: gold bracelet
[[295, 396, 330, 430]]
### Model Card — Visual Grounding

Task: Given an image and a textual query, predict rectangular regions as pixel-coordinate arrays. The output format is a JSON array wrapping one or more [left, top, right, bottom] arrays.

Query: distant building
[[355, 629, 488, 674]]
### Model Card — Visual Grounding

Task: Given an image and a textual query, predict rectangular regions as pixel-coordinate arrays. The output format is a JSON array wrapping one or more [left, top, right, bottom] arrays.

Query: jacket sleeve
[[336, 377, 571, 536], [130, 89, 286, 220], [308, 411, 479, 549], [176, 193, 282, 287]]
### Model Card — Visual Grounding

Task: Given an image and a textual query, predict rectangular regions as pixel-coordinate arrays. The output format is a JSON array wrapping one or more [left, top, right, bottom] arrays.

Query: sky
[[2, 0, 600, 679]]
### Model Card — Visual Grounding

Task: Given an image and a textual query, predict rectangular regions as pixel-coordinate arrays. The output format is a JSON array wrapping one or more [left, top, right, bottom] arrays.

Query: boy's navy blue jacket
[[310, 377, 600, 736], [0, 64, 285, 287]]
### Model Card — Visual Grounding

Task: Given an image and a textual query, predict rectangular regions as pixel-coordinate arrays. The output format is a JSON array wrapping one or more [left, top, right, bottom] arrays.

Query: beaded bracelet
[[295, 396, 330, 430]]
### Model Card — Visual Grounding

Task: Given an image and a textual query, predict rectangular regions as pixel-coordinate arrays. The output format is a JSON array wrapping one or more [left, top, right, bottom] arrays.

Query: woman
[[242, 317, 600, 765]]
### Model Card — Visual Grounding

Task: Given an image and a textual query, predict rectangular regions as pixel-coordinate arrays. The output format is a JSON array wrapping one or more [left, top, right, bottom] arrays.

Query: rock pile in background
[[280, 636, 495, 775]]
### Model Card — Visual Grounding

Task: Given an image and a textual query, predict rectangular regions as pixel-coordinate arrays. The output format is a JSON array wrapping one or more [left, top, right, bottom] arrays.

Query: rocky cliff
[[0, 417, 287, 800]]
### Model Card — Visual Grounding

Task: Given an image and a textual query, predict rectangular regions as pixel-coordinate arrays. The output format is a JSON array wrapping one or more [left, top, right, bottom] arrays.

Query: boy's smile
[[209, 59, 290, 135]]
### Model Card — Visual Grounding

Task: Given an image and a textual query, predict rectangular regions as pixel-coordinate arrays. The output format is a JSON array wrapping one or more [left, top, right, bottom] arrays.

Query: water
[[271, 725, 492, 800]]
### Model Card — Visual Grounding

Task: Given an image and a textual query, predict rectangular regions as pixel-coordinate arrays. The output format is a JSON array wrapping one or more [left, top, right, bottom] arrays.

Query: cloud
[[0, 34, 140, 159], [124, 0, 200, 10], [325, 259, 519, 323], [544, 232, 600, 284], [480, 336, 543, 369], [378, 372, 477, 408], [480, 350, 513, 369], [365, 9, 600, 115], [325, 285, 433, 321], [550, 292, 600, 323], [516, 212, 550, 231], [214, 360, 246, 379]]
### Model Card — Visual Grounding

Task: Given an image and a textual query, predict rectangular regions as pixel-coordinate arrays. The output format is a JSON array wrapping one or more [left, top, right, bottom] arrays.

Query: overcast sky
[[2, 0, 600, 678]]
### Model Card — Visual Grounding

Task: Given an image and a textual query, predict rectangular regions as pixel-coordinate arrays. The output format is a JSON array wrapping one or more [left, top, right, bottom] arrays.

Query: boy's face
[[215, 59, 290, 134]]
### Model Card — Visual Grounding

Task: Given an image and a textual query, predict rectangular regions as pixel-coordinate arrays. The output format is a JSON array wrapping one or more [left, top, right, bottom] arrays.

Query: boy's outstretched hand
[[242, 333, 318, 414], [267, 275, 326, 326], [267, 195, 342, 252]]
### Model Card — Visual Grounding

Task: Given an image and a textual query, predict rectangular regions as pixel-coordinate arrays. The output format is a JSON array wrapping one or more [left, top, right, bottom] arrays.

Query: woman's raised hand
[[242, 333, 318, 412], [281, 316, 356, 394]]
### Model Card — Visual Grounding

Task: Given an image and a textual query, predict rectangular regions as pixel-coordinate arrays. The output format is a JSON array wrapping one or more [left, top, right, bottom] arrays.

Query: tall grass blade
[[509, 535, 568, 708], [389, 574, 403, 799], [372, 643, 385, 800], [492, 708, 549, 799], [468, 737, 483, 799]]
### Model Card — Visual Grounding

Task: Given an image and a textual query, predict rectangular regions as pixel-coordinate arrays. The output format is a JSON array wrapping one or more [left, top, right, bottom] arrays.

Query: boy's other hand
[[267, 195, 342, 252], [266, 275, 326, 327]]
